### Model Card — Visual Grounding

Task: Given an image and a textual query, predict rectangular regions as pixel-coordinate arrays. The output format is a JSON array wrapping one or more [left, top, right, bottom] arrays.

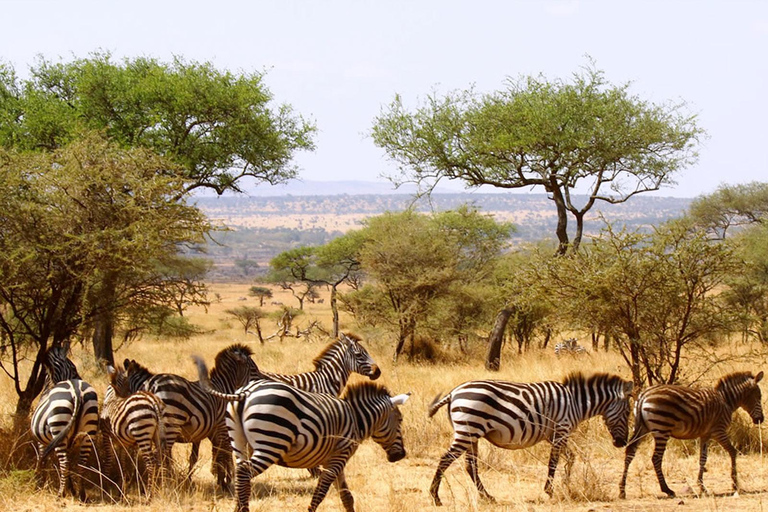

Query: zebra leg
[[464, 440, 495, 502], [188, 441, 200, 477], [34, 442, 46, 490], [309, 458, 347, 512], [137, 440, 156, 500], [73, 433, 96, 502], [697, 437, 710, 495], [619, 420, 648, 499], [333, 471, 354, 512], [651, 434, 675, 497], [430, 439, 469, 506], [563, 444, 575, 487], [54, 445, 72, 498], [544, 434, 568, 497], [713, 430, 739, 494]]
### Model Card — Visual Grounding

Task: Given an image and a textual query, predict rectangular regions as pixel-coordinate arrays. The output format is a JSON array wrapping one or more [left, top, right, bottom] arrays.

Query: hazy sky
[[2, 0, 766, 197]]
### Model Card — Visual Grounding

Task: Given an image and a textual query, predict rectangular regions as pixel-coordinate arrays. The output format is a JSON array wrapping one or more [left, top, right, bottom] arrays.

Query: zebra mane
[[562, 371, 625, 388], [715, 371, 757, 391], [340, 380, 391, 402], [312, 334, 359, 369]]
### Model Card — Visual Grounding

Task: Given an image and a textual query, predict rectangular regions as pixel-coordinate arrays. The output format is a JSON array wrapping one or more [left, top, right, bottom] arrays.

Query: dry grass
[[3, 282, 768, 511]]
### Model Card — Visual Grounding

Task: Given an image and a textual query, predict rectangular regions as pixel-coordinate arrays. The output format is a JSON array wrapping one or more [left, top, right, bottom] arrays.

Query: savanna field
[[3, 283, 768, 512]]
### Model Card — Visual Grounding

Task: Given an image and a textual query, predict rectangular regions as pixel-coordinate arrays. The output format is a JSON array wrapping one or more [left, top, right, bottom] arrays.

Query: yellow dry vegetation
[[3, 283, 768, 512]]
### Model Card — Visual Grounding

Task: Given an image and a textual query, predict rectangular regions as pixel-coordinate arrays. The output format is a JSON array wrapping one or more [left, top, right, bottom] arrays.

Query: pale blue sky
[[2, 0, 766, 197]]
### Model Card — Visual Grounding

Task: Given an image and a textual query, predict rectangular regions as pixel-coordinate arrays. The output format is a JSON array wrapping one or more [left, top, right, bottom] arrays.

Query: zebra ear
[[756, 371, 764, 384], [391, 393, 411, 406]]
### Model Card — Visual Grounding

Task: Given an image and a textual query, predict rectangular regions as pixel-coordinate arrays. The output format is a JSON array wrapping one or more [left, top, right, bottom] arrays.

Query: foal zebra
[[428, 372, 633, 505], [123, 343, 259, 491], [193, 356, 410, 512], [261, 333, 381, 394], [619, 371, 764, 499], [101, 365, 166, 498], [30, 346, 99, 500]]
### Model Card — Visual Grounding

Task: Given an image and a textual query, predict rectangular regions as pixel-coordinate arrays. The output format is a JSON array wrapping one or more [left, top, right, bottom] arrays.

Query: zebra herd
[[29, 336, 765, 511]]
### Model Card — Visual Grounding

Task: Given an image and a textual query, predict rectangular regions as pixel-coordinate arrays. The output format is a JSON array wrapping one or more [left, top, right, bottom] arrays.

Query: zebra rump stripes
[[619, 371, 764, 498], [193, 357, 410, 512], [428, 372, 633, 505], [101, 365, 166, 498], [123, 343, 259, 492], [30, 346, 99, 500]]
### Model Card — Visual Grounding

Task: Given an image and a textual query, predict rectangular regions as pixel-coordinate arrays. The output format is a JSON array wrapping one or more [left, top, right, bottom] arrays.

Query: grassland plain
[[3, 282, 768, 512]]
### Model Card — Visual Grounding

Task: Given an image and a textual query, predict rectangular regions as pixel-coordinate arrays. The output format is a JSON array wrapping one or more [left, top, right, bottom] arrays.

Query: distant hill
[[195, 185, 692, 280]]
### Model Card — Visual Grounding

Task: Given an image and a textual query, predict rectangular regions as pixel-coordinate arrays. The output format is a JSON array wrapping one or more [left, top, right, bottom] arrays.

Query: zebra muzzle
[[387, 448, 406, 462], [369, 366, 382, 380]]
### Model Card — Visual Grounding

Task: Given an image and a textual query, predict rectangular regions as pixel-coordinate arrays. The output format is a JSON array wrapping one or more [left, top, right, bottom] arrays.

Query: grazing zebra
[[428, 372, 633, 505], [261, 333, 381, 395], [101, 365, 166, 498], [30, 346, 99, 500], [554, 338, 587, 357], [192, 356, 410, 512], [123, 343, 259, 491], [619, 371, 764, 499]]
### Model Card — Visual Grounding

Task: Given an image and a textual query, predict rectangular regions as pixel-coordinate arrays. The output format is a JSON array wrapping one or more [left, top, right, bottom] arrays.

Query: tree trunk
[[485, 307, 513, 371], [92, 311, 115, 367], [330, 285, 339, 337], [547, 180, 570, 255]]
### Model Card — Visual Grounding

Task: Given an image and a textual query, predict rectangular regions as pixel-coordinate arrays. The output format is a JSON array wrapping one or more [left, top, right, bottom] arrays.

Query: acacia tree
[[372, 64, 702, 254], [372, 64, 702, 369], [346, 208, 511, 361], [526, 221, 737, 388], [0, 135, 210, 423], [688, 182, 768, 240], [0, 53, 316, 362], [268, 247, 321, 311]]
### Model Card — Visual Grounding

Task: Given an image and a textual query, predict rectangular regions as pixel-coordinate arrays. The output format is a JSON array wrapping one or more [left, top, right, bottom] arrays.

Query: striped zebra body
[[619, 371, 764, 498], [123, 344, 258, 491], [261, 333, 381, 395], [192, 358, 409, 512], [101, 365, 166, 498], [30, 346, 99, 500], [554, 338, 586, 357], [428, 372, 633, 505]]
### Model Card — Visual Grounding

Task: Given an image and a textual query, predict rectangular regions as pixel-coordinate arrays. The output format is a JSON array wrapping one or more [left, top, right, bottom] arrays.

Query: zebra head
[[44, 345, 81, 385], [123, 358, 153, 393], [341, 333, 381, 381], [106, 365, 132, 398], [345, 383, 409, 463], [595, 375, 634, 448], [718, 370, 764, 424]]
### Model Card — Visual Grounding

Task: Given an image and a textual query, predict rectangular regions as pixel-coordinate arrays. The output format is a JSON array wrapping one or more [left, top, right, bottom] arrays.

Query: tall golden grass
[[2, 282, 768, 511]]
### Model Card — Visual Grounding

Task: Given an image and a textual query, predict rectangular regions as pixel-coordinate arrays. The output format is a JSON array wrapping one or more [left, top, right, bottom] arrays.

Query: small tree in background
[[249, 286, 273, 307], [224, 306, 266, 343]]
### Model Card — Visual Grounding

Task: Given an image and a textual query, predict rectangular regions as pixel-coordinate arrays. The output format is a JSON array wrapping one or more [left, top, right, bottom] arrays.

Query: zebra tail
[[191, 355, 248, 402], [153, 400, 167, 455], [40, 382, 83, 460], [428, 392, 451, 418]]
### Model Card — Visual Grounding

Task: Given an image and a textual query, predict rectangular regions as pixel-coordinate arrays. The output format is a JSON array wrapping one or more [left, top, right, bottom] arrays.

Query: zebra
[[619, 371, 764, 499], [428, 372, 633, 505], [192, 356, 410, 512], [30, 345, 100, 500], [260, 332, 381, 395], [554, 338, 587, 357], [123, 343, 259, 492], [100, 365, 166, 499]]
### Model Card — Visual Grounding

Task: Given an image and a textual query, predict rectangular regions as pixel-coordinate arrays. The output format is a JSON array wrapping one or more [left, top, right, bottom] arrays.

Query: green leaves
[[0, 53, 316, 195]]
